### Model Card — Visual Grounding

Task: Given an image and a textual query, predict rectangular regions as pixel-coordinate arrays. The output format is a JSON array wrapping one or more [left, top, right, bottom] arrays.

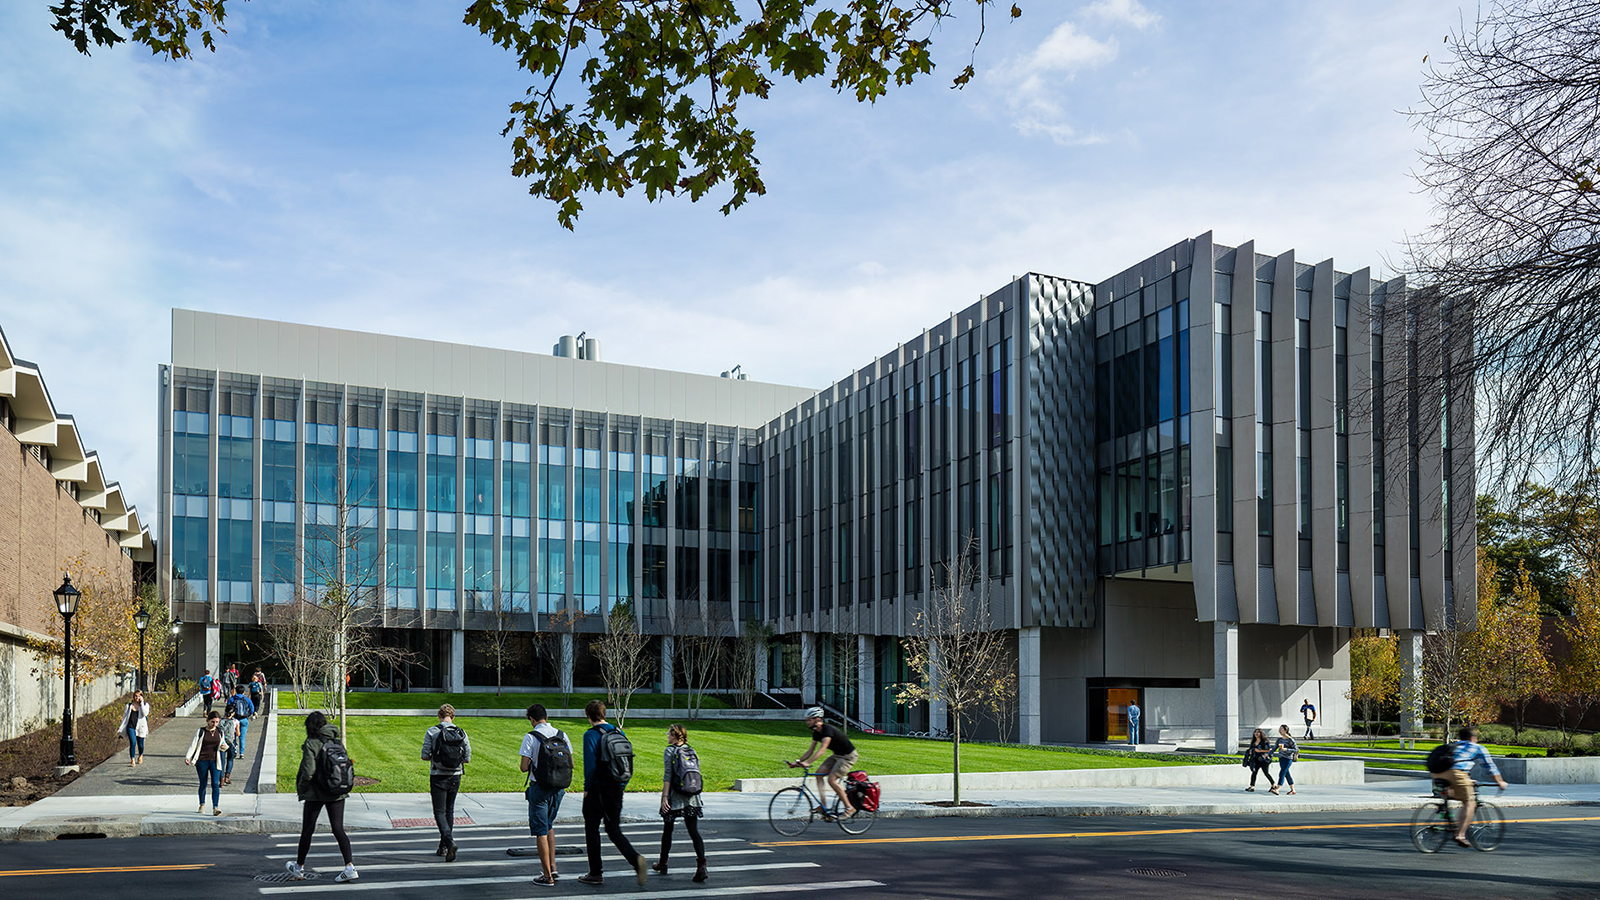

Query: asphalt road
[[2, 804, 1596, 899]]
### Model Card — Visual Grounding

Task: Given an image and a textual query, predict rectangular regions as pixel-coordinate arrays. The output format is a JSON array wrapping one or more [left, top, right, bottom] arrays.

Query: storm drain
[[1126, 867, 1187, 878], [254, 871, 323, 883]]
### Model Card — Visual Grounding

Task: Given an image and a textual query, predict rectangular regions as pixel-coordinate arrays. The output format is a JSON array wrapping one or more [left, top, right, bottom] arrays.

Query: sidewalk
[[53, 707, 267, 800], [5, 780, 1597, 841]]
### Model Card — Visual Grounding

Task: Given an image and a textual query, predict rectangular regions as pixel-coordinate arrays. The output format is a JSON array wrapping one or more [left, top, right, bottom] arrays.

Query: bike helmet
[[805, 706, 825, 719]]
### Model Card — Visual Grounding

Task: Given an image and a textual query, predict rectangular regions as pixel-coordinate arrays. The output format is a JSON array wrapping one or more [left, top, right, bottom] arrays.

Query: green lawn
[[1311, 740, 1530, 756], [277, 715, 1215, 794], [286, 691, 730, 711]]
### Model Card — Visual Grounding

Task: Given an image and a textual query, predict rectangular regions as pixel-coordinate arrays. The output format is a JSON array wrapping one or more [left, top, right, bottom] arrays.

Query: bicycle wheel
[[1410, 801, 1451, 853], [768, 787, 814, 837], [1468, 800, 1505, 851], [837, 805, 877, 835]]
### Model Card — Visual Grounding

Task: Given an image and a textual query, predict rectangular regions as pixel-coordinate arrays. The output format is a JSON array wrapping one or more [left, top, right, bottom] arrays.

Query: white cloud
[[1081, 0, 1161, 30], [991, 20, 1120, 145], [1027, 21, 1119, 73]]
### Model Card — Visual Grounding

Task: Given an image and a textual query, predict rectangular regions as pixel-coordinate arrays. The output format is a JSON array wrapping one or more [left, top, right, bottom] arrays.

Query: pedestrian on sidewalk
[[250, 668, 266, 715], [422, 703, 471, 862], [228, 684, 256, 760], [579, 700, 648, 887], [1270, 724, 1298, 795], [116, 690, 150, 767], [183, 710, 231, 815], [197, 669, 216, 716], [1127, 701, 1141, 746], [1300, 698, 1317, 739], [286, 710, 359, 884], [520, 703, 572, 887], [1244, 727, 1274, 791], [218, 708, 240, 786], [223, 663, 238, 694], [652, 723, 707, 883]]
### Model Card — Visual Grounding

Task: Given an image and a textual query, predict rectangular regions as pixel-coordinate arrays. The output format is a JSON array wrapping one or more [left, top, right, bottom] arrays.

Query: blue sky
[[0, 0, 1464, 518]]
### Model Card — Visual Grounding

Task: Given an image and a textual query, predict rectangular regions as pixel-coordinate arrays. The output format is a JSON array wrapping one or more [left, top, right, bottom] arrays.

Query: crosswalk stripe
[[270, 824, 670, 849], [257, 863, 822, 894], [512, 879, 884, 899], [264, 837, 746, 859], [267, 846, 766, 864], [302, 849, 773, 874], [267, 827, 528, 840]]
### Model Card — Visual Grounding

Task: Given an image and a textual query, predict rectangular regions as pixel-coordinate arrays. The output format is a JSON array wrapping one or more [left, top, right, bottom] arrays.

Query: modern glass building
[[159, 231, 1471, 748]]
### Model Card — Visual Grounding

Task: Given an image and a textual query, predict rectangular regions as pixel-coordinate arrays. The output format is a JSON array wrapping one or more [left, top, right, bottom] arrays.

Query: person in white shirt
[[116, 690, 151, 766], [519, 703, 572, 887]]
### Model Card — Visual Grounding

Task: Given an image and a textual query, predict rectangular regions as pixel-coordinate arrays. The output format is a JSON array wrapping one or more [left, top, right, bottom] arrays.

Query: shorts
[[526, 782, 564, 836], [1444, 768, 1476, 803], [816, 750, 859, 779]]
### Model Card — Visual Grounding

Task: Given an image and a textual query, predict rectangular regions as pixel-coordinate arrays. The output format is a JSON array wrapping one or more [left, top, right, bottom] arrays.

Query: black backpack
[[314, 737, 356, 795], [1426, 742, 1457, 775], [432, 724, 467, 769], [531, 729, 574, 790], [594, 725, 634, 785], [671, 744, 703, 796]]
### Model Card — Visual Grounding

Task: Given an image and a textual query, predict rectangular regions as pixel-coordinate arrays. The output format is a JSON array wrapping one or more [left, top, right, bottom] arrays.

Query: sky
[[0, 0, 1468, 525]]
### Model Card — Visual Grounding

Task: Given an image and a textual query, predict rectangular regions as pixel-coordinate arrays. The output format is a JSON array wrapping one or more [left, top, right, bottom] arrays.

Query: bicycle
[[768, 769, 877, 836], [1410, 778, 1505, 853]]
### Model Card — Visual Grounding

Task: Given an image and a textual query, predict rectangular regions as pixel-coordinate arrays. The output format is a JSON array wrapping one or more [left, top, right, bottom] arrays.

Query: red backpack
[[846, 770, 881, 811]]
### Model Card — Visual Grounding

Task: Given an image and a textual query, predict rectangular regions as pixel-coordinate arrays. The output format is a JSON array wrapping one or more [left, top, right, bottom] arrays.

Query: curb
[[260, 700, 278, 794]]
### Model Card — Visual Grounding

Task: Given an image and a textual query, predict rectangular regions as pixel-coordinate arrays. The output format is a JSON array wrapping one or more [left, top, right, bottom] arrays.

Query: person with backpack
[[787, 707, 858, 818], [579, 699, 648, 887], [197, 669, 216, 715], [223, 663, 238, 694], [228, 683, 256, 760], [519, 703, 572, 887], [250, 668, 266, 715], [1270, 724, 1298, 795], [116, 690, 150, 767], [421, 703, 472, 862], [183, 710, 231, 815], [1243, 727, 1274, 791], [1435, 725, 1509, 848], [218, 707, 240, 786], [652, 723, 707, 883], [286, 710, 359, 884]]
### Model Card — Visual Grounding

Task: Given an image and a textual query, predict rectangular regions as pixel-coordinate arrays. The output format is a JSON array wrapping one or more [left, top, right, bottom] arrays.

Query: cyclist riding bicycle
[[786, 707, 858, 819], [1442, 725, 1508, 848]]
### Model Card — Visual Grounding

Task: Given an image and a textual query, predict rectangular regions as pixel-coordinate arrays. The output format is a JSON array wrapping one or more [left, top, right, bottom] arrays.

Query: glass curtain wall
[[642, 425, 669, 619], [609, 424, 636, 617], [386, 402, 421, 609], [675, 429, 703, 611], [262, 389, 297, 603], [575, 418, 604, 615], [464, 409, 496, 611], [501, 410, 533, 613], [537, 415, 568, 615], [171, 382, 210, 602], [739, 436, 761, 622], [346, 395, 380, 604], [303, 392, 340, 591], [425, 402, 459, 610], [216, 385, 254, 604], [709, 429, 734, 613]]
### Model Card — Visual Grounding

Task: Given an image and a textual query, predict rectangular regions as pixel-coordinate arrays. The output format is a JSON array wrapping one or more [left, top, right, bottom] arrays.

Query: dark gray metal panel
[[1309, 259, 1338, 628], [1188, 233, 1219, 623], [1257, 565, 1278, 623], [1379, 281, 1415, 630], [1346, 268, 1376, 626], [1230, 241, 1260, 623], [1337, 572, 1353, 626], [1449, 304, 1478, 629], [1216, 563, 1239, 620], [1025, 274, 1097, 628], [1270, 251, 1300, 624], [1297, 569, 1315, 624]]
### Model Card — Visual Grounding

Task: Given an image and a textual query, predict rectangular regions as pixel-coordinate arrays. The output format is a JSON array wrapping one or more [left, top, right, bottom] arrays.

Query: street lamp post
[[54, 574, 81, 773], [172, 617, 184, 687], [134, 604, 150, 693]]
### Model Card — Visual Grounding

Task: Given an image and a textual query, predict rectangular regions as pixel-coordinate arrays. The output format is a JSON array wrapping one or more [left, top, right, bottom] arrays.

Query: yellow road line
[[755, 815, 1600, 848], [0, 864, 214, 878]]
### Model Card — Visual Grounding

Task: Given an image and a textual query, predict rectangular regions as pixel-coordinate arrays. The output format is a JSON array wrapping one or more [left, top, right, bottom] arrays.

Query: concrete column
[[449, 629, 466, 693], [1018, 626, 1041, 745], [660, 635, 675, 695], [800, 632, 817, 705], [559, 632, 575, 695], [857, 635, 876, 728], [204, 624, 221, 679], [1214, 621, 1239, 753], [1399, 629, 1424, 744]]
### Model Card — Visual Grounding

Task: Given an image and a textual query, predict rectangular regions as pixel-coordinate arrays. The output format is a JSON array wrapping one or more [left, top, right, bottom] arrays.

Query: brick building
[[0, 326, 153, 741]]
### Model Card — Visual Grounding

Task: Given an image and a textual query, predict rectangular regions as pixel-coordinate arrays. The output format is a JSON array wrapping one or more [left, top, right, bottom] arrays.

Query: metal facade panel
[[1229, 241, 1260, 623], [1309, 258, 1338, 628], [1270, 251, 1300, 624], [1378, 280, 1416, 630], [1188, 232, 1219, 622], [1024, 274, 1097, 628], [1346, 268, 1377, 626], [1450, 310, 1478, 628], [1415, 285, 1448, 630]]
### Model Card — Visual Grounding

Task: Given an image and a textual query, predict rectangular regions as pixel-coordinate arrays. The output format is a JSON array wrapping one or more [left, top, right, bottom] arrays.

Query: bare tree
[[1403, 0, 1600, 492], [826, 634, 859, 732], [893, 538, 1013, 806], [731, 620, 772, 709], [591, 602, 652, 728], [478, 587, 532, 696], [677, 599, 733, 719], [539, 607, 585, 708], [263, 595, 336, 712]]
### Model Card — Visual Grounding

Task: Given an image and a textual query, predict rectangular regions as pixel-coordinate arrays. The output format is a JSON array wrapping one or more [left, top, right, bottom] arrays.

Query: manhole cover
[[1126, 867, 1187, 878], [254, 871, 323, 884]]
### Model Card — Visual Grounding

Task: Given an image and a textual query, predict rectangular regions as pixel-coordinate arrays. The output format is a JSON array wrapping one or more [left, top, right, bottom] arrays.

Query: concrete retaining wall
[[1497, 756, 1600, 784], [275, 706, 800, 721], [732, 759, 1363, 792]]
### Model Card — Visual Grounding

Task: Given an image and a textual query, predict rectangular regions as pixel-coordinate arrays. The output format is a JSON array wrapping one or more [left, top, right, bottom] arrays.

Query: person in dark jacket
[[578, 700, 648, 887], [285, 711, 359, 884], [652, 723, 707, 883], [1244, 727, 1274, 791]]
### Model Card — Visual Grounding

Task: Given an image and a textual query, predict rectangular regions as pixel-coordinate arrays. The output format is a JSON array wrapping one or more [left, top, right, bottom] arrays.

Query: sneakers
[[532, 874, 557, 887], [445, 841, 457, 863], [284, 862, 306, 881], [212, 809, 223, 816], [335, 865, 359, 883], [635, 856, 649, 887]]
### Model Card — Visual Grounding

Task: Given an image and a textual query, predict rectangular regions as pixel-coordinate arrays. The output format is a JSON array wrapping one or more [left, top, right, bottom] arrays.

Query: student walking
[[117, 690, 151, 767], [250, 669, 266, 715], [1300, 699, 1317, 739], [228, 684, 256, 759], [223, 663, 238, 694], [1244, 727, 1274, 791], [286, 711, 358, 884], [197, 669, 216, 715], [183, 710, 231, 815], [422, 704, 472, 862], [218, 711, 240, 786], [652, 724, 707, 883], [579, 700, 648, 887], [1270, 724, 1298, 795], [520, 704, 573, 887]]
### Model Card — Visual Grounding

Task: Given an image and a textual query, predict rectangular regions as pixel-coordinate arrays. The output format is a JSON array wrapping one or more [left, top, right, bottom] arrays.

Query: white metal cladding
[[1025, 273, 1097, 627]]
